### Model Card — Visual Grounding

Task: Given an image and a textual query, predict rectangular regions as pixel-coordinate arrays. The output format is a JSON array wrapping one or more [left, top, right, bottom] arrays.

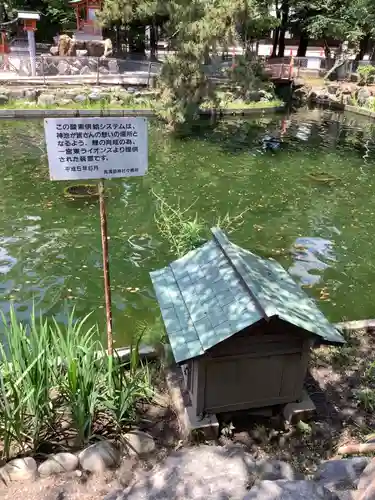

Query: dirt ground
[[0, 379, 181, 500], [220, 328, 375, 477], [1, 328, 374, 498]]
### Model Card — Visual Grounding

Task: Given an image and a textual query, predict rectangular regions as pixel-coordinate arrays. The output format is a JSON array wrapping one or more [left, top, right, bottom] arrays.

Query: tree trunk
[[277, 0, 290, 58], [150, 22, 157, 60], [271, 0, 280, 58], [297, 31, 309, 57], [355, 35, 369, 61], [323, 39, 331, 62]]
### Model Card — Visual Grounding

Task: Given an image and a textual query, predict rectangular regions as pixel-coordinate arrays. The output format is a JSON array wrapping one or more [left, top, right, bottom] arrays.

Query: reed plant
[[0, 307, 154, 459]]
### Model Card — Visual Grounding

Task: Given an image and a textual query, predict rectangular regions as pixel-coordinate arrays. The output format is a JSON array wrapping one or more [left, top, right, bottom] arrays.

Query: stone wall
[[0, 86, 155, 107], [292, 82, 375, 110]]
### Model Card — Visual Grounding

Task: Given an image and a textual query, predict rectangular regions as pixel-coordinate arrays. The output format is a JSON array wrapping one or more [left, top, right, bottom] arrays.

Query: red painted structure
[[69, 0, 102, 36]]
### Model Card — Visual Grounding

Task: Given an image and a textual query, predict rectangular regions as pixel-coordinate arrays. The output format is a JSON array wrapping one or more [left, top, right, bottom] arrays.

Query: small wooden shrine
[[69, 0, 102, 40], [150, 228, 345, 417]]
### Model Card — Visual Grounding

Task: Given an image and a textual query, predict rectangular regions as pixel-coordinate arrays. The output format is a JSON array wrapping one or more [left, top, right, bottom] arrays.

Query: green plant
[[153, 190, 250, 258], [354, 388, 375, 411], [52, 312, 104, 445], [105, 327, 153, 432], [358, 65, 375, 84], [0, 307, 156, 457], [155, 52, 214, 129], [226, 56, 273, 101], [0, 307, 56, 458]]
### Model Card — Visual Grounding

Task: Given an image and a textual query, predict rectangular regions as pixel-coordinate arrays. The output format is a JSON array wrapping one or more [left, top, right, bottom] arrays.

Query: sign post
[[44, 117, 148, 356], [98, 178, 113, 356]]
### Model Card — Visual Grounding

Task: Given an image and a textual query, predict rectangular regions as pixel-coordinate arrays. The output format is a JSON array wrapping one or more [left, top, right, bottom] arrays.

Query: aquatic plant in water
[[153, 190, 250, 258]]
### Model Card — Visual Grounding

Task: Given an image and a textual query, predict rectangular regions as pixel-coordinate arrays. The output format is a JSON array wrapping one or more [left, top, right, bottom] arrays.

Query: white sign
[[44, 117, 148, 181]]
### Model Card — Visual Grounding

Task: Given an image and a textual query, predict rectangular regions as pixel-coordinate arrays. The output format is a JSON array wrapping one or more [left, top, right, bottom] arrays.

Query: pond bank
[[0, 105, 286, 119], [295, 81, 375, 119]]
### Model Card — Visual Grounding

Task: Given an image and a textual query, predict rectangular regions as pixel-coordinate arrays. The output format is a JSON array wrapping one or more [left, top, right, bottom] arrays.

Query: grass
[[0, 307, 154, 460], [153, 190, 250, 257], [0, 96, 284, 112]]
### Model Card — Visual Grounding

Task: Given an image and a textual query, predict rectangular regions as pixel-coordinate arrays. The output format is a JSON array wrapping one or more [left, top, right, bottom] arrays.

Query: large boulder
[[0, 94, 9, 105], [0, 457, 37, 484], [357, 459, 375, 499], [38, 93, 56, 106], [123, 430, 156, 457], [38, 452, 79, 477], [314, 458, 370, 490], [86, 40, 106, 58], [255, 459, 300, 481], [79, 440, 121, 473], [357, 87, 372, 106], [124, 445, 256, 500]]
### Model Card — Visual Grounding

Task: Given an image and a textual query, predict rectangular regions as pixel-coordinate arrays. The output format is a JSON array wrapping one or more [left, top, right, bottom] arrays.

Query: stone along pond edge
[[0, 105, 286, 119]]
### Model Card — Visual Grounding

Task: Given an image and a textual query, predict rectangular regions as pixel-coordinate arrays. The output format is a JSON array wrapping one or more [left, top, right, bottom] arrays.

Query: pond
[[1, 107, 375, 346]]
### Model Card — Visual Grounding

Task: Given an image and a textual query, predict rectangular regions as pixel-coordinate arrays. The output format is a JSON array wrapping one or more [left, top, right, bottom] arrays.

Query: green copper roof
[[150, 228, 345, 364]]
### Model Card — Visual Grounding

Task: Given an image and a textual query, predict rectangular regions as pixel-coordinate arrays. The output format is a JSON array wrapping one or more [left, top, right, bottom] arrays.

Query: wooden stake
[[98, 179, 113, 356]]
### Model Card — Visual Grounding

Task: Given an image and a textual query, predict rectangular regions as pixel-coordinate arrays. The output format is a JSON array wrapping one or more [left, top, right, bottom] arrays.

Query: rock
[[327, 84, 340, 95], [125, 445, 255, 499], [57, 98, 73, 106], [24, 89, 37, 100], [315, 458, 370, 490], [88, 59, 99, 72], [38, 453, 79, 476], [76, 50, 88, 57], [88, 93, 102, 102], [99, 67, 110, 75], [104, 489, 125, 500], [116, 457, 137, 488], [57, 60, 71, 76], [0, 457, 37, 484], [70, 66, 80, 75], [8, 89, 25, 99], [357, 87, 372, 106], [110, 99, 119, 106], [50, 46, 59, 56], [246, 91, 263, 102], [79, 440, 120, 473], [123, 430, 156, 457], [293, 86, 309, 105], [244, 480, 340, 499], [108, 60, 119, 74], [80, 66, 92, 75], [74, 94, 87, 103], [350, 73, 359, 82], [44, 62, 59, 76], [86, 40, 105, 58], [357, 458, 375, 492], [0, 94, 9, 105], [255, 459, 300, 481], [358, 482, 375, 500], [342, 94, 353, 105], [38, 93, 56, 106]]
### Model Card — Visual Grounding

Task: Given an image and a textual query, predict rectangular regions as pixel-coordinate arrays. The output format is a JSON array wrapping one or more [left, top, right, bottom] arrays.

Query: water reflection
[[289, 237, 336, 287]]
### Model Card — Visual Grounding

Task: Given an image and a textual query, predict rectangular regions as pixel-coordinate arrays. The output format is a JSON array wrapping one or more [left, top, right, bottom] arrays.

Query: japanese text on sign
[[44, 117, 148, 180]]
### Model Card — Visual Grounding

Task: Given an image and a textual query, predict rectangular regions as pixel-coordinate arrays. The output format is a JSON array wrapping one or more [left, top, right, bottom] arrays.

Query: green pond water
[[1, 108, 375, 345]]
